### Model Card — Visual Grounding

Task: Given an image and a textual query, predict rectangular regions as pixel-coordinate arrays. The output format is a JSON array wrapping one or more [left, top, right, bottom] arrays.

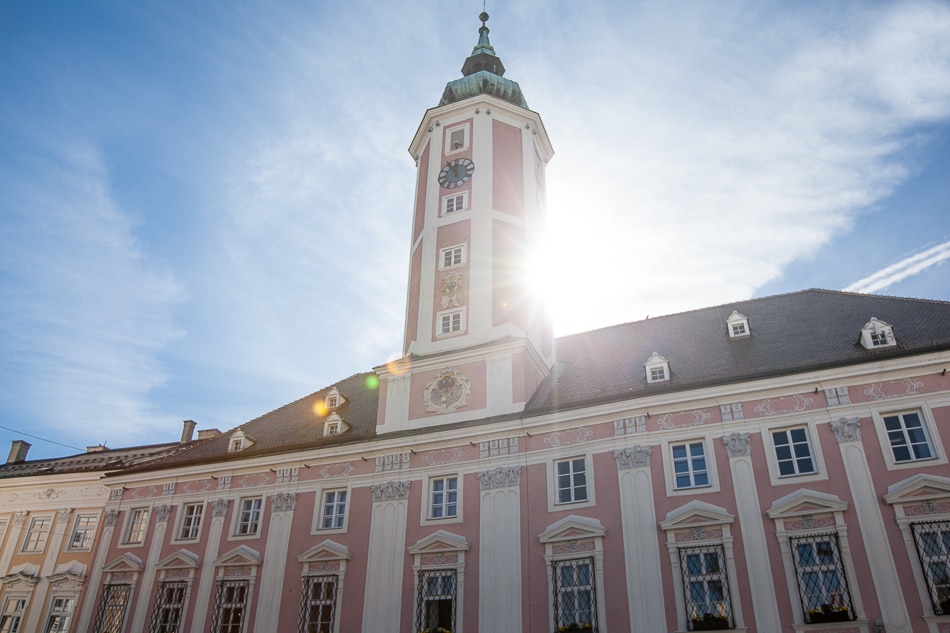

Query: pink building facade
[[5, 13, 950, 633]]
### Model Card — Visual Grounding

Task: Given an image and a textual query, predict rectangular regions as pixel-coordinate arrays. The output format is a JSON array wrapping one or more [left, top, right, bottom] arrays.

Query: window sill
[[792, 618, 867, 632]]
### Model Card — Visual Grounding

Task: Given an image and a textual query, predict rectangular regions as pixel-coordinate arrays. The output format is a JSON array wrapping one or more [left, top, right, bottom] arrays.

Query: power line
[[0, 424, 84, 452]]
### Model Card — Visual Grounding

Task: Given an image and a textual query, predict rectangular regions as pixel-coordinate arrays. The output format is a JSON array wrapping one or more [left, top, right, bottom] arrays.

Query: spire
[[439, 12, 527, 109]]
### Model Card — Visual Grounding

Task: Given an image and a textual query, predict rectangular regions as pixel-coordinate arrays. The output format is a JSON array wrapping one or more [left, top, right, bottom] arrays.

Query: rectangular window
[[444, 124, 469, 153], [0, 598, 25, 633], [883, 411, 934, 462], [210, 580, 248, 633], [69, 514, 98, 551], [438, 310, 463, 335], [178, 503, 204, 540], [552, 558, 597, 630], [22, 516, 52, 552], [125, 508, 149, 544], [299, 575, 338, 633], [93, 584, 131, 633], [442, 192, 467, 215], [679, 545, 734, 630], [429, 477, 458, 519], [911, 521, 950, 615], [650, 366, 667, 382], [415, 569, 456, 633], [149, 582, 187, 633], [555, 457, 588, 504], [237, 498, 262, 536], [772, 427, 816, 476], [44, 597, 75, 633], [790, 534, 854, 623], [439, 245, 465, 269], [320, 490, 347, 530], [672, 442, 709, 489]]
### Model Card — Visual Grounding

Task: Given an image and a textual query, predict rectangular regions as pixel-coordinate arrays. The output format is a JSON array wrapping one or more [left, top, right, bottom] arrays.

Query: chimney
[[86, 444, 108, 453], [196, 429, 222, 441], [181, 420, 197, 444], [6, 440, 31, 464]]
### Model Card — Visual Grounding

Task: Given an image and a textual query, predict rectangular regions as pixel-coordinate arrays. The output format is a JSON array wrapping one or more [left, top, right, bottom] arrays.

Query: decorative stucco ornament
[[830, 417, 861, 443], [423, 368, 471, 414], [440, 272, 464, 309], [477, 466, 522, 489], [371, 480, 411, 502], [270, 492, 298, 512], [154, 504, 172, 522], [614, 445, 652, 470], [722, 432, 751, 458]]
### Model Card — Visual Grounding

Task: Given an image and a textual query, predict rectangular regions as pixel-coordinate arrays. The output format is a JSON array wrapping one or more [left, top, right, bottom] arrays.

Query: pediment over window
[[298, 540, 352, 563], [157, 549, 200, 570], [767, 489, 848, 519], [726, 311, 750, 338], [47, 560, 86, 586], [102, 553, 144, 573], [660, 500, 734, 531], [408, 530, 470, 555], [884, 474, 950, 505], [215, 544, 261, 567], [1, 563, 40, 590], [644, 352, 670, 383], [538, 515, 606, 544], [859, 317, 896, 349], [324, 387, 346, 410], [323, 412, 350, 437]]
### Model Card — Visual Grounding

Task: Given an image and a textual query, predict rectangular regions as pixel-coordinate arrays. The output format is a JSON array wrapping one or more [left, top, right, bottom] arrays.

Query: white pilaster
[[191, 498, 230, 633], [22, 508, 73, 633], [75, 508, 120, 633], [130, 503, 171, 632], [0, 511, 28, 576], [252, 493, 297, 631], [478, 466, 522, 633], [362, 481, 410, 633], [486, 355, 514, 416]]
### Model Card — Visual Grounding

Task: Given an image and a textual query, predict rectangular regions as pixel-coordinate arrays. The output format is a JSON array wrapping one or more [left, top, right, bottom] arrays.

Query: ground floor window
[[790, 533, 854, 623], [93, 584, 131, 633], [678, 545, 733, 630], [552, 557, 598, 632], [211, 580, 249, 633], [912, 520, 950, 615], [44, 597, 76, 633], [415, 569, 456, 633], [298, 575, 337, 633], [150, 581, 187, 633]]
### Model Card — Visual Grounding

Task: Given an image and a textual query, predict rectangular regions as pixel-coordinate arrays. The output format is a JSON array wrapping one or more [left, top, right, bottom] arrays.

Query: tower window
[[439, 245, 466, 269], [443, 191, 468, 215], [444, 123, 470, 154], [437, 309, 465, 337]]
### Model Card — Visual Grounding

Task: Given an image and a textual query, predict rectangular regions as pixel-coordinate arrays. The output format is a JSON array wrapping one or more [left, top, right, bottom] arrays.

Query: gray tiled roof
[[0, 442, 186, 480]]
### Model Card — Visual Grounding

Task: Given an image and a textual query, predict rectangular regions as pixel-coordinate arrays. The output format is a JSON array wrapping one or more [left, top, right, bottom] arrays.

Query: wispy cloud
[[845, 240, 950, 294]]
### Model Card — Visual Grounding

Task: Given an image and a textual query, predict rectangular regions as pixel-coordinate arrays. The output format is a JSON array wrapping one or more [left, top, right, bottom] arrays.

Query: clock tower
[[376, 13, 555, 434]]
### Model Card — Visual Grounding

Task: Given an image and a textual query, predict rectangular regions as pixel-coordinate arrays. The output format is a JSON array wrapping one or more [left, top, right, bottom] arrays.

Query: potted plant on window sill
[[691, 613, 731, 630], [939, 597, 950, 615], [418, 628, 451, 633], [807, 604, 851, 624], [557, 623, 594, 633]]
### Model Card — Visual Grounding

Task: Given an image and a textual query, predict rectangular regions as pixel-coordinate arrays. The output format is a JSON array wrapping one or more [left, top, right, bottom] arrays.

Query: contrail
[[844, 239, 950, 294]]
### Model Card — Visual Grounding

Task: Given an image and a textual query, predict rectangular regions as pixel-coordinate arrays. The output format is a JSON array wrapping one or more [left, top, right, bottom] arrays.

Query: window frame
[[678, 544, 735, 630], [314, 487, 350, 533], [435, 308, 465, 338], [67, 513, 99, 551], [21, 514, 53, 553], [871, 405, 946, 471], [443, 122, 470, 154], [414, 568, 458, 633], [175, 502, 204, 542], [438, 244, 467, 270], [552, 557, 599, 631], [670, 441, 711, 491], [421, 474, 463, 525], [298, 574, 339, 633], [232, 497, 264, 538], [122, 508, 150, 546], [210, 579, 250, 633], [0, 597, 26, 633], [441, 191, 469, 216], [43, 595, 76, 633], [149, 581, 188, 633], [547, 454, 596, 512], [428, 476, 459, 521], [910, 520, 950, 615], [763, 422, 827, 485], [92, 583, 132, 633], [788, 533, 856, 624]]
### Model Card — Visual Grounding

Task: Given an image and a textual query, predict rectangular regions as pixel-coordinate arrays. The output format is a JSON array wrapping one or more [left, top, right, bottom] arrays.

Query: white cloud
[[845, 240, 950, 294]]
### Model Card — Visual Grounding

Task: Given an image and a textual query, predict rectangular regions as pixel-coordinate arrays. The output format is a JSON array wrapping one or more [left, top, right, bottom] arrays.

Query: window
[[672, 442, 709, 489], [325, 395, 339, 409], [211, 580, 249, 633], [860, 318, 895, 349], [236, 498, 262, 536], [439, 245, 465, 269], [444, 124, 469, 153], [645, 352, 670, 383], [911, 521, 950, 615], [299, 575, 338, 633], [178, 503, 204, 540], [320, 490, 347, 530], [415, 569, 456, 633], [44, 597, 75, 633], [555, 457, 588, 504], [149, 582, 187, 633], [552, 558, 597, 631], [325, 421, 341, 436], [125, 508, 149, 544], [790, 534, 854, 623], [726, 311, 749, 338], [679, 545, 734, 630], [0, 598, 25, 633], [229, 438, 244, 452], [429, 477, 458, 519], [437, 309, 464, 336], [68, 514, 98, 551], [651, 367, 666, 381], [22, 516, 52, 552], [772, 427, 816, 476], [442, 192, 468, 215], [93, 584, 131, 633], [883, 411, 934, 463]]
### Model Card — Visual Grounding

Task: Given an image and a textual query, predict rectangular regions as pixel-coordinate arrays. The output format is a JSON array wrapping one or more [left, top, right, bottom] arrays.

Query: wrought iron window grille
[[912, 520, 950, 615], [678, 544, 734, 630], [552, 557, 598, 633], [789, 532, 855, 624], [415, 568, 457, 633]]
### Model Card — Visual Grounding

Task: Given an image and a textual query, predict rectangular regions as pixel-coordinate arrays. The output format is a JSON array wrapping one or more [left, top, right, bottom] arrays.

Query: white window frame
[[645, 352, 670, 384], [859, 317, 895, 349], [438, 244, 467, 270], [415, 568, 457, 633], [21, 515, 52, 553], [210, 579, 249, 633], [539, 516, 607, 633], [661, 435, 720, 497], [441, 191, 469, 215], [436, 308, 465, 337], [67, 513, 99, 551], [422, 472, 463, 525], [763, 422, 827, 485], [789, 533, 856, 623], [149, 580, 188, 633], [314, 487, 350, 533], [93, 583, 132, 633], [43, 595, 76, 633], [232, 497, 264, 538], [0, 597, 26, 633], [175, 502, 204, 542], [670, 441, 711, 491], [122, 508, 149, 545], [870, 404, 946, 470], [443, 122, 470, 154], [726, 310, 749, 338], [547, 454, 596, 512], [229, 438, 244, 452], [300, 574, 339, 633]]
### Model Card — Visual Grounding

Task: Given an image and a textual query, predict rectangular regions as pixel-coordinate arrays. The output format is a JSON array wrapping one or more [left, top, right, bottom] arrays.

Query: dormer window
[[323, 412, 349, 437], [645, 352, 670, 383], [324, 387, 345, 410], [228, 430, 254, 452], [860, 318, 896, 350], [726, 311, 750, 338]]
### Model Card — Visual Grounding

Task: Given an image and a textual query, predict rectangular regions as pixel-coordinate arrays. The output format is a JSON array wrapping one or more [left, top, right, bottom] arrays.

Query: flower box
[[939, 598, 950, 615], [806, 607, 850, 624], [691, 615, 730, 630], [557, 624, 594, 633]]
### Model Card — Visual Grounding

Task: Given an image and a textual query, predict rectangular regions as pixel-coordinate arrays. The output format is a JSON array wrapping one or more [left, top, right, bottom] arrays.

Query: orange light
[[312, 401, 328, 417]]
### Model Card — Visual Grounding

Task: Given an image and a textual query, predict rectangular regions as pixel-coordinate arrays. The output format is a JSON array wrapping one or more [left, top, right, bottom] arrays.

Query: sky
[[1, 1, 948, 460]]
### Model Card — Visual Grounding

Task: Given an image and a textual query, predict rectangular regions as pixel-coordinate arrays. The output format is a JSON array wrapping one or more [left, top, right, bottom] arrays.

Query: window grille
[[678, 545, 734, 630], [149, 582, 187, 633], [210, 580, 248, 633], [298, 575, 338, 633], [93, 584, 131, 633], [912, 520, 950, 615], [415, 569, 456, 633], [790, 533, 854, 623], [552, 557, 598, 631]]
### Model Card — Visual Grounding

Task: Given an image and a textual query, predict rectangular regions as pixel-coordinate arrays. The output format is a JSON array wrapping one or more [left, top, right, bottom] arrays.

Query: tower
[[377, 13, 555, 434]]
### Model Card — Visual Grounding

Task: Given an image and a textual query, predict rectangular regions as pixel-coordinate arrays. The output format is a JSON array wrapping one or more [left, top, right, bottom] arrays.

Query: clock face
[[438, 158, 475, 189]]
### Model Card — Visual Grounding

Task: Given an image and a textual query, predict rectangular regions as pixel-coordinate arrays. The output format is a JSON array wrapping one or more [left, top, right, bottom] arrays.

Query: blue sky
[[1, 1, 948, 460]]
